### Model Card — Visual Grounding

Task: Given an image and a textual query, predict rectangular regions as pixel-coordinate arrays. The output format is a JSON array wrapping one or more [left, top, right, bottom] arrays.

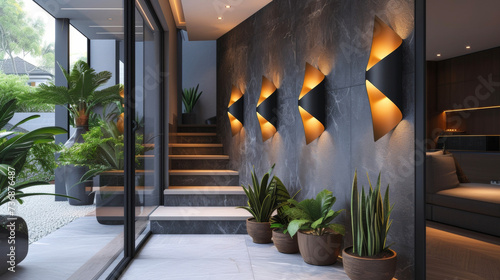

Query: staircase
[[150, 125, 249, 234]]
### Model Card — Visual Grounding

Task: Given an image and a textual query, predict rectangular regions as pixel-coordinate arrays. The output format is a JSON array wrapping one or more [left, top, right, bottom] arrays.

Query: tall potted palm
[[28, 60, 122, 205], [342, 171, 397, 280], [181, 84, 203, 124], [0, 98, 70, 274]]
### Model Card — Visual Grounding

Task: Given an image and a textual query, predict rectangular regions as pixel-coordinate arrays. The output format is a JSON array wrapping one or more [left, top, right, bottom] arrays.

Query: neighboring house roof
[[0, 57, 53, 77]]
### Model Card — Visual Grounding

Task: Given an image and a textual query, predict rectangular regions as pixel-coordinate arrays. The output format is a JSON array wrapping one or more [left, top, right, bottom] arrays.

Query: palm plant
[[270, 181, 300, 234], [0, 99, 71, 206], [285, 189, 345, 237], [350, 171, 394, 257], [181, 84, 203, 113], [237, 164, 288, 222], [27, 60, 122, 127]]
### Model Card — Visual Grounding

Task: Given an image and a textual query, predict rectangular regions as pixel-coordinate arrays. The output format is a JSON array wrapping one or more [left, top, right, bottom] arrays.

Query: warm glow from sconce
[[365, 16, 403, 141], [257, 76, 278, 142], [298, 63, 326, 144], [366, 81, 402, 141], [444, 105, 500, 113], [366, 17, 402, 71], [228, 85, 244, 136], [298, 107, 325, 144], [228, 112, 243, 136]]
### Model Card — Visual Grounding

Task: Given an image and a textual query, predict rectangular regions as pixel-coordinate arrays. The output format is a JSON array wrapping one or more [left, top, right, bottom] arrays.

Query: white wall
[[181, 31, 217, 124]]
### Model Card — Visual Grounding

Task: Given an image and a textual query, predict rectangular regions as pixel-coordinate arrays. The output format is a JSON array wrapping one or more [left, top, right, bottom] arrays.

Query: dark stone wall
[[217, 0, 415, 278]]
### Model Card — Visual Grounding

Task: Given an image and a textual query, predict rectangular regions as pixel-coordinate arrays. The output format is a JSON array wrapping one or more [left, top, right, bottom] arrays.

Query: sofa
[[425, 150, 500, 236]]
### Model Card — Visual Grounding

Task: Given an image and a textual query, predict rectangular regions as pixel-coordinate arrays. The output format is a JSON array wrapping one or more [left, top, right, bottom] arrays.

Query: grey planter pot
[[182, 113, 197, 124], [63, 126, 95, 205], [0, 215, 28, 275]]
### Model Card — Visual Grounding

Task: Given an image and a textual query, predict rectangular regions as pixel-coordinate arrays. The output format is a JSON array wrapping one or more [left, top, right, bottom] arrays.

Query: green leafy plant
[[0, 99, 71, 206], [181, 84, 203, 113], [350, 170, 394, 257], [237, 164, 289, 223], [285, 189, 345, 237], [25, 60, 122, 127], [58, 120, 149, 182], [0, 72, 54, 112], [17, 141, 61, 183], [270, 182, 300, 234]]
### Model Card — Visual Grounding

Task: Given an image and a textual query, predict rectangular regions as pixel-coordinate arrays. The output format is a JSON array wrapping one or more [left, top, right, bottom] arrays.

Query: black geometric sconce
[[298, 63, 326, 144], [257, 76, 278, 142], [366, 16, 403, 141], [228, 85, 244, 136]]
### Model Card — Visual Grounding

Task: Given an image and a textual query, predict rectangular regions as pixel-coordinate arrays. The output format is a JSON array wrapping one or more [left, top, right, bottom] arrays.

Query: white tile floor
[[120, 235, 349, 280]]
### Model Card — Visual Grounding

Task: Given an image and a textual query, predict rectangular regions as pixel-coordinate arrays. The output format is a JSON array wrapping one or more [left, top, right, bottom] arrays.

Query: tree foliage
[[0, 72, 54, 112], [0, 0, 44, 74]]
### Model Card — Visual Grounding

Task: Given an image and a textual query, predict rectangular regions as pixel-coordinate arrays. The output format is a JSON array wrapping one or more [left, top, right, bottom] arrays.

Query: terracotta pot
[[297, 229, 342, 265], [342, 246, 397, 280], [272, 229, 299, 254], [246, 218, 272, 244]]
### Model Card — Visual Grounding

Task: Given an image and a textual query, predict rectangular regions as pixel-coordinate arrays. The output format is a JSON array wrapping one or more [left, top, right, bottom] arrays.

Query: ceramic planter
[[0, 215, 28, 274], [342, 246, 397, 280], [272, 229, 299, 254], [297, 229, 342, 265], [246, 218, 272, 244]]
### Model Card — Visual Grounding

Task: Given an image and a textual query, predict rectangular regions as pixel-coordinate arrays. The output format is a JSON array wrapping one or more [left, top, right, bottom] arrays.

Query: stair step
[[169, 143, 222, 148], [169, 170, 238, 176], [169, 155, 229, 160], [150, 206, 249, 234], [169, 144, 224, 155], [164, 186, 247, 207], [165, 186, 243, 194], [170, 132, 220, 144], [177, 125, 216, 133]]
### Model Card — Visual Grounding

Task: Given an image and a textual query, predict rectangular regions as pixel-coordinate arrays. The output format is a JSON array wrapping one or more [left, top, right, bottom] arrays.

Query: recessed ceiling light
[[217, 16, 223, 20], [466, 45, 471, 49], [225, 5, 231, 8], [108, 17, 113, 21], [436, 53, 441, 57]]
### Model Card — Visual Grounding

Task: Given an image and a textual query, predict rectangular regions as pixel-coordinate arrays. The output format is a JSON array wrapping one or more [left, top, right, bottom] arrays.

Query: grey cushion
[[426, 153, 460, 193], [427, 183, 500, 218]]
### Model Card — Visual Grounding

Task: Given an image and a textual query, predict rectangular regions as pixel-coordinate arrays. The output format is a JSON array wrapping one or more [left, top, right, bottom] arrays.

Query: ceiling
[[33, 0, 152, 41], [169, 0, 272, 41], [427, 0, 500, 61]]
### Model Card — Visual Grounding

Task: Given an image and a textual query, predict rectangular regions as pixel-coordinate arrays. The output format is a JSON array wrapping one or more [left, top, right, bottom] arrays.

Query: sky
[[20, 0, 88, 67]]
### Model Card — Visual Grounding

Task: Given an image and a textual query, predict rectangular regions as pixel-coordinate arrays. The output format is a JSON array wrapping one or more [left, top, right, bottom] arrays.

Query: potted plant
[[285, 189, 345, 265], [342, 171, 397, 280], [237, 164, 286, 244], [270, 183, 300, 254], [0, 99, 71, 274], [181, 84, 203, 124], [27, 60, 122, 205]]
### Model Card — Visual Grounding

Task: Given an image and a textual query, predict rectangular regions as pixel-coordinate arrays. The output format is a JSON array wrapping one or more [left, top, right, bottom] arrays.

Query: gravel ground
[[0, 185, 95, 244]]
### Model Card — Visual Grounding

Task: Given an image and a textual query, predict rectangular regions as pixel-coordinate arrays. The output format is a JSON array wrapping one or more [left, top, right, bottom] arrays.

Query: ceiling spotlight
[[217, 16, 223, 20], [436, 54, 441, 57], [108, 17, 113, 21], [466, 45, 471, 49], [225, 5, 231, 8]]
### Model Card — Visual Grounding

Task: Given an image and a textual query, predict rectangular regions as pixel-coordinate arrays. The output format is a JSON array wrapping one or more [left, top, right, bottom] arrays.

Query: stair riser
[[151, 220, 246, 234], [169, 159, 228, 170], [164, 194, 247, 206], [94, 174, 153, 187], [170, 147, 224, 155], [172, 136, 219, 143], [178, 126, 217, 133], [169, 175, 239, 186]]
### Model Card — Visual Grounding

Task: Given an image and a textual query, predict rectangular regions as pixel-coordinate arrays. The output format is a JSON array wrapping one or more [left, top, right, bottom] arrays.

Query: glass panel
[[134, 0, 162, 244]]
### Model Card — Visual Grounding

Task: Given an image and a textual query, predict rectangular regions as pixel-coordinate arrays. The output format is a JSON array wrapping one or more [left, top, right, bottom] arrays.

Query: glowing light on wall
[[228, 85, 244, 136], [366, 16, 403, 141], [257, 76, 278, 142], [298, 63, 326, 144]]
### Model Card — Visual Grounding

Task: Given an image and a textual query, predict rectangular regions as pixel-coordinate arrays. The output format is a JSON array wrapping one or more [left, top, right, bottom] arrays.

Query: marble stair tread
[[149, 206, 250, 221], [165, 186, 244, 195], [169, 132, 217, 136], [168, 143, 223, 147], [100, 170, 154, 175], [169, 155, 229, 160], [169, 170, 239, 176]]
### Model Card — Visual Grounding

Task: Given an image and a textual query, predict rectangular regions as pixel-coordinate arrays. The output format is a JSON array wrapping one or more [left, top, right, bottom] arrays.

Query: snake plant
[[350, 170, 394, 257], [181, 84, 203, 113]]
